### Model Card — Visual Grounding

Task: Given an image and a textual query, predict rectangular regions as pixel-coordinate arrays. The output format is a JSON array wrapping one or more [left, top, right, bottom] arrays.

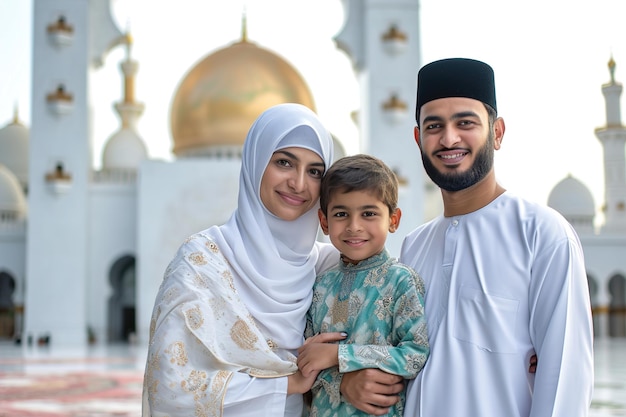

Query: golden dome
[[170, 39, 316, 156]]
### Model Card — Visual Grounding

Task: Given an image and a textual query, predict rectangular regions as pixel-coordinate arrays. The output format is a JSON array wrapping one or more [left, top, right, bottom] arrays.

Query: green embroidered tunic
[[304, 249, 430, 417]]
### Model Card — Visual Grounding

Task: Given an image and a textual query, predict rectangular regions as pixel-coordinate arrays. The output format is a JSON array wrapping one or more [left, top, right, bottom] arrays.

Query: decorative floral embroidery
[[193, 273, 209, 288], [184, 306, 204, 330], [221, 270, 236, 293], [405, 353, 427, 374], [165, 341, 188, 366], [231, 318, 258, 350], [181, 369, 208, 393], [206, 241, 219, 253], [149, 316, 157, 341], [163, 287, 179, 305], [208, 296, 228, 319], [188, 251, 207, 265], [375, 295, 393, 320]]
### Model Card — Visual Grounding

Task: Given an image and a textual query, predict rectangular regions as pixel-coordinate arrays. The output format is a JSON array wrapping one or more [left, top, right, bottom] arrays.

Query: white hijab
[[207, 103, 334, 350]]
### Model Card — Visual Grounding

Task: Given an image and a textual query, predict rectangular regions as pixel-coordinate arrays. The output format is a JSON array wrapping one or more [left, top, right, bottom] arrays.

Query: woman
[[142, 103, 342, 416]]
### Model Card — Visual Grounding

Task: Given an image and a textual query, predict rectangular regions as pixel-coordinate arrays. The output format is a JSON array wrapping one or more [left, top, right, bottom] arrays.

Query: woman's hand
[[340, 368, 403, 415], [297, 331, 347, 376], [297, 342, 338, 376], [287, 369, 319, 395]]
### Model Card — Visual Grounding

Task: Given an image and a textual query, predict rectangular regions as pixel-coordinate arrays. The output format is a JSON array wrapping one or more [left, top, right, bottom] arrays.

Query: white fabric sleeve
[[528, 234, 594, 417], [314, 241, 340, 274], [223, 372, 293, 416]]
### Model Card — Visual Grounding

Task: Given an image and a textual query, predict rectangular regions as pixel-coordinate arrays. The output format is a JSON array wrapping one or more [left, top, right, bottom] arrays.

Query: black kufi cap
[[416, 58, 497, 122]]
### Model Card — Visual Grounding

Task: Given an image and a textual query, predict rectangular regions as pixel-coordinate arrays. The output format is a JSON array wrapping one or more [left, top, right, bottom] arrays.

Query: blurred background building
[[0, 0, 624, 347]]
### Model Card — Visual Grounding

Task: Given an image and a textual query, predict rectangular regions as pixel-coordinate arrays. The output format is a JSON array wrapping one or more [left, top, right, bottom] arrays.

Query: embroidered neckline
[[339, 249, 391, 272]]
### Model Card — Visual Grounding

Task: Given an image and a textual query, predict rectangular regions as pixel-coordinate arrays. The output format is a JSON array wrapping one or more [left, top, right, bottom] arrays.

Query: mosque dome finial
[[241, 7, 248, 43], [12, 103, 20, 125], [608, 55, 616, 84]]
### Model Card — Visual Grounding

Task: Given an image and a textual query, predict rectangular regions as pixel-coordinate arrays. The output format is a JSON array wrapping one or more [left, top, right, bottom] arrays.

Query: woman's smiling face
[[260, 147, 325, 221]]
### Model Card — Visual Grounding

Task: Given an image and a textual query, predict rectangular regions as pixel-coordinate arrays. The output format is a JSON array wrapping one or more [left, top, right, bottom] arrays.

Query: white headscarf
[[207, 103, 334, 349]]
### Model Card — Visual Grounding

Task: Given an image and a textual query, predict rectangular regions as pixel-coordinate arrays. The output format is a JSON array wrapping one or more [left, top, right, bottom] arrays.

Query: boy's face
[[318, 189, 401, 265]]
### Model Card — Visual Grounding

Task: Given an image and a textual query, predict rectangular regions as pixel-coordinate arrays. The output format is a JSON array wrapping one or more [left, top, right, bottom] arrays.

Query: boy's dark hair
[[319, 154, 398, 216]]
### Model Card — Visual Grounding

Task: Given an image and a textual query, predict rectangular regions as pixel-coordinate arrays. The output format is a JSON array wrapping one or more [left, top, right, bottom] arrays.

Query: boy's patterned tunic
[[305, 249, 429, 417]]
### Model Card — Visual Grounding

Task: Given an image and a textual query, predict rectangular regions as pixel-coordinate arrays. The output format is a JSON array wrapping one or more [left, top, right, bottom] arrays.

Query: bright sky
[[2, 0, 626, 218]]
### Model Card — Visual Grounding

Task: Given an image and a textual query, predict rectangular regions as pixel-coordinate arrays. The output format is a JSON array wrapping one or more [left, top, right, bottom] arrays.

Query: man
[[340, 58, 594, 416]]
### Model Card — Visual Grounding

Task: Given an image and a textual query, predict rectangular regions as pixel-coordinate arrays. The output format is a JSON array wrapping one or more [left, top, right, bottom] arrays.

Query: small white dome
[[102, 128, 148, 170], [0, 120, 29, 188], [0, 164, 27, 219], [548, 175, 595, 218]]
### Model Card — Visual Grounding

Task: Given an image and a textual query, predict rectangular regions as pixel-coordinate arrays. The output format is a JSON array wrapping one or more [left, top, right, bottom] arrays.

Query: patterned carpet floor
[[0, 339, 625, 416], [0, 346, 145, 417]]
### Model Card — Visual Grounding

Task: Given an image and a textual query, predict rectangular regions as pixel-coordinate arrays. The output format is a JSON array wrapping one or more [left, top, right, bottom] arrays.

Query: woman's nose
[[288, 171, 306, 191]]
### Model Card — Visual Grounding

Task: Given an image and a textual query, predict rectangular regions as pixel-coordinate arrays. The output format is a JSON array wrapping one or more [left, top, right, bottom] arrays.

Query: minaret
[[595, 57, 626, 233], [101, 32, 147, 173], [334, 0, 423, 256], [117, 33, 144, 131], [25, 0, 123, 346]]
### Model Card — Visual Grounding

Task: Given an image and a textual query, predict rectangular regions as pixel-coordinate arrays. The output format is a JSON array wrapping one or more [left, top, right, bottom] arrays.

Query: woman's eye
[[309, 168, 323, 178]]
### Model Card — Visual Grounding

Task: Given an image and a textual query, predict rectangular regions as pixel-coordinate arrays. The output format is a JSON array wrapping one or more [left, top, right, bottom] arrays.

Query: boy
[[297, 154, 429, 416]]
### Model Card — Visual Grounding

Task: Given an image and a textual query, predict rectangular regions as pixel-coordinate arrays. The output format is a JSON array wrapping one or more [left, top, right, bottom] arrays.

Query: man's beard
[[421, 131, 494, 192]]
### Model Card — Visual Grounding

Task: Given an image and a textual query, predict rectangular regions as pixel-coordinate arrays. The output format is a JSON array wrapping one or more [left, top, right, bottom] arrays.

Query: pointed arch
[[107, 255, 136, 342], [608, 273, 626, 337], [0, 271, 16, 339]]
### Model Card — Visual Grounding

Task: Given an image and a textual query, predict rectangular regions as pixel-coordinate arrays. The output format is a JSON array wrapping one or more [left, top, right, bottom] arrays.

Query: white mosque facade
[[0, 0, 624, 347], [0, 0, 425, 346]]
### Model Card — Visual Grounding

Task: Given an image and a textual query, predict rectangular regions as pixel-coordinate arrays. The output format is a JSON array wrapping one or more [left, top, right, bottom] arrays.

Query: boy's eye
[[332, 212, 348, 218], [363, 211, 377, 217]]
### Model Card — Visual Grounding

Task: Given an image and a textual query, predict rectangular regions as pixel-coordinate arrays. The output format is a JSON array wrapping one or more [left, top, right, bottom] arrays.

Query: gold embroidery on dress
[[222, 270, 236, 293], [194, 273, 210, 288], [206, 241, 219, 253], [266, 339, 277, 350], [188, 251, 208, 265], [163, 287, 179, 304], [231, 318, 258, 350], [165, 341, 188, 366], [185, 306, 204, 330], [145, 352, 161, 405], [181, 369, 208, 393], [149, 317, 156, 341], [208, 297, 228, 319]]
